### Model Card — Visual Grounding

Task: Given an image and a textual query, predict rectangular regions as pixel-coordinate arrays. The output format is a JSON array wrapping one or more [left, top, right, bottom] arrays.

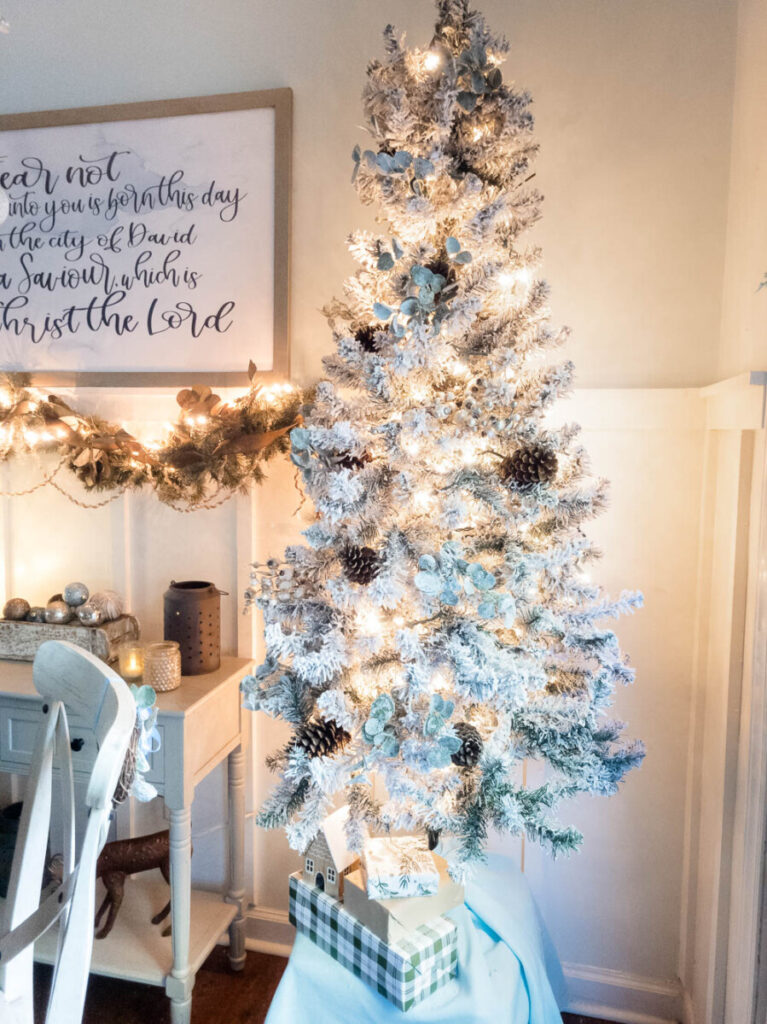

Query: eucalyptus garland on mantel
[[0, 364, 302, 510]]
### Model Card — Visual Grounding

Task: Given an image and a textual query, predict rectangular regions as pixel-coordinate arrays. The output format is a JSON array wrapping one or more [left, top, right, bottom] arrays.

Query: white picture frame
[[0, 89, 292, 385]]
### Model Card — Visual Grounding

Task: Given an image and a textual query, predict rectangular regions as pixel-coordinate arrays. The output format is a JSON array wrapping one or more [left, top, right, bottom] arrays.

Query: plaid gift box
[[289, 873, 458, 1011]]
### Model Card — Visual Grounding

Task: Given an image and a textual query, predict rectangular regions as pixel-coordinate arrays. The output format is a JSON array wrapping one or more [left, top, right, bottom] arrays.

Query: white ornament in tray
[[87, 590, 124, 622], [362, 836, 439, 900]]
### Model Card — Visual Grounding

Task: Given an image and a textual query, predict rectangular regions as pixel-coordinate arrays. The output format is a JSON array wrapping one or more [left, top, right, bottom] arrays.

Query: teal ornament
[[414, 571, 441, 596], [370, 693, 395, 722]]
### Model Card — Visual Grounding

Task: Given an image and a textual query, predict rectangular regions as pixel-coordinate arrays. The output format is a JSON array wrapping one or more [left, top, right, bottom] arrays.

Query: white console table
[[0, 655, 251, 1024]]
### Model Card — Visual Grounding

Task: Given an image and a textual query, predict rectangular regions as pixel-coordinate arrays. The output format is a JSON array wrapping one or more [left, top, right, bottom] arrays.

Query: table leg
[[227, 743, 246, 971], [166, 806, 193, 1024]]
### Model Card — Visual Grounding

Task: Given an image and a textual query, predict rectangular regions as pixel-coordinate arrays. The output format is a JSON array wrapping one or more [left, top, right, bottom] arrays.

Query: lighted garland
[[0, 367, 303, 510]]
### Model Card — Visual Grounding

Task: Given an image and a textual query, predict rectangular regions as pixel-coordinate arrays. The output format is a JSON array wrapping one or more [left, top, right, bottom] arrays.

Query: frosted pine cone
[[355, 325, 378, 353], [501, 445, 558, 489], [332, 450, 372, 471], [341, 545, 381, 584], [451, 722, 483, 768], [294, 719, 351, 759]]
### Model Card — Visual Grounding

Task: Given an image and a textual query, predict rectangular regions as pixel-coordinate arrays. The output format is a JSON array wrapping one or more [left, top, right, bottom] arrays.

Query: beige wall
[[0, 0, 736, 388], [718, 0, 767, 379], [0, 1, 746, 1020]]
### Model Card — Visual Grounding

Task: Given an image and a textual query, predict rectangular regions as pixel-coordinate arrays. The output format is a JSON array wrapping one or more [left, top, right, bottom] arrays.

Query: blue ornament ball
[[63, 582, 89, 607]]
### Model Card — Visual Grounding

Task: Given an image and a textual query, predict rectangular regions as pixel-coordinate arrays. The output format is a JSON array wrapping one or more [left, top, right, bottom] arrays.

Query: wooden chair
[[0, 641, 135, 1024]]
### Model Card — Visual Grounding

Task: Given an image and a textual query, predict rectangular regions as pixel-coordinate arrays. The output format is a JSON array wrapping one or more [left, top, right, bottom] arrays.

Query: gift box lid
[[344, 857, 464, 943], [288, 871, 458, 1010], [363, 835, 439, 899]]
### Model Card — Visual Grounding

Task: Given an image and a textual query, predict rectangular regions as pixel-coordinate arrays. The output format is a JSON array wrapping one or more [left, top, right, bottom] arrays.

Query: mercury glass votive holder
[[143, 641, 182, 693], [118, 640, 145, 682]]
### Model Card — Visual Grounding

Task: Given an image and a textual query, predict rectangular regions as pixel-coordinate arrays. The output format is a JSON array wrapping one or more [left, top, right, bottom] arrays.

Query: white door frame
[[725, 423, 767, 1024]]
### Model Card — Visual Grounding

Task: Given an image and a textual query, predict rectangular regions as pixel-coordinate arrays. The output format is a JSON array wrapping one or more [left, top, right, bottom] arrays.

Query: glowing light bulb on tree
[[356, 606, 383, 634], [413, 489, 433, 511]]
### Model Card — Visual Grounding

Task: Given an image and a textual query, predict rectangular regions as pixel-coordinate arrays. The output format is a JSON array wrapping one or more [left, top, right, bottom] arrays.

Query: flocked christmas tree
[[242, 0, 644, 877]]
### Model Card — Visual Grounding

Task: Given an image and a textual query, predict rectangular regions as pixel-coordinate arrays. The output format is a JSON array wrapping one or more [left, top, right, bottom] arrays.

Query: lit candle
[[118, 641, 145, 682]]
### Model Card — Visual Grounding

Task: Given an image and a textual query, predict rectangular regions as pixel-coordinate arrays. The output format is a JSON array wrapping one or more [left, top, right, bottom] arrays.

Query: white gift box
[[362, 836, 440, 899]]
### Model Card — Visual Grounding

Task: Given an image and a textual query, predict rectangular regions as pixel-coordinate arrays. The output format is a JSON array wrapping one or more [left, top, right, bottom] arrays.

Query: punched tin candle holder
[[163, 580, 225, 676]]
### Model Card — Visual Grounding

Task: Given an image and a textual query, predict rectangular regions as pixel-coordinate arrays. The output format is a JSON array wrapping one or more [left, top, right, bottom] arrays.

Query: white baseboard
[[563, 962, 685, 1024], [245, 905, 294, 957]]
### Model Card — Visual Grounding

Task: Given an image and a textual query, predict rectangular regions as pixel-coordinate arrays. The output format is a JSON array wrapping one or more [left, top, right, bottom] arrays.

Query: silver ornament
[[45, 600, 73, 625], [87, 589, 124, 622], [77, 603, 103, 626], [63, 581, 89, 607], [26, 606, 46, 622], [3, 598, 30, 620]]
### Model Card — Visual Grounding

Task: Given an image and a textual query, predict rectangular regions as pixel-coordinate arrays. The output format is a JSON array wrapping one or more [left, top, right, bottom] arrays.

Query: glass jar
[[118, 640, 145, 682], [143, 641, 182, 693]]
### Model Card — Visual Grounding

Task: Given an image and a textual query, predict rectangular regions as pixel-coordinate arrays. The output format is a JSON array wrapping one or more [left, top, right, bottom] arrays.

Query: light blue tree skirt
[[266, 854, 566, 1023]]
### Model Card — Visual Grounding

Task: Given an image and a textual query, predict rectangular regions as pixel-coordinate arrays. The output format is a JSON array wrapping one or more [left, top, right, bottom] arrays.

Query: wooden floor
[[34, 948, 619, 1024]]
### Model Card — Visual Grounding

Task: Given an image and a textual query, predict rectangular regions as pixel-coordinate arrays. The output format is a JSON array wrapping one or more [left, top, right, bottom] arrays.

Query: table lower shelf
[[35, 871, 237, 987]]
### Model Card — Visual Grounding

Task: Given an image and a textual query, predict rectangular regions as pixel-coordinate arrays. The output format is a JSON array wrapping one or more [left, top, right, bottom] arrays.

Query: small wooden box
[[0, 615, 140, 664]]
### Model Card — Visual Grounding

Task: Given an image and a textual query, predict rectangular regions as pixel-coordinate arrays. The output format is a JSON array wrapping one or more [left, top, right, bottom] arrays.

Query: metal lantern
[[163, 581, 225, 676]]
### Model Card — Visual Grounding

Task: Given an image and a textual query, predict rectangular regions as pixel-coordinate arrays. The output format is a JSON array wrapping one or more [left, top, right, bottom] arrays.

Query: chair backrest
[[0, 641, 135, 1024]]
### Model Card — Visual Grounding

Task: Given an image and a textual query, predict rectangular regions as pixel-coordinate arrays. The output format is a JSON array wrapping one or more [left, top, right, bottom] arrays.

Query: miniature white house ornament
[[302, 805, 360, 900]]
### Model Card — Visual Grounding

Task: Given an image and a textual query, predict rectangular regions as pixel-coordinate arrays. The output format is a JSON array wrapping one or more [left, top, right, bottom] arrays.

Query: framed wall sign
[[0, 89, 291, 385]]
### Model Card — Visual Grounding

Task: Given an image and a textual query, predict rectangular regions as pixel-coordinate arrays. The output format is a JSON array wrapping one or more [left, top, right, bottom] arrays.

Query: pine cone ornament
[[355, 325, 378, 353], [501, 445, 558, 489], [426, 828, 441, 852], [341, 544, 381, 584], [294, 719, 351, 759], [333, 449, 372, 471], [451, 722, 483, 768]]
